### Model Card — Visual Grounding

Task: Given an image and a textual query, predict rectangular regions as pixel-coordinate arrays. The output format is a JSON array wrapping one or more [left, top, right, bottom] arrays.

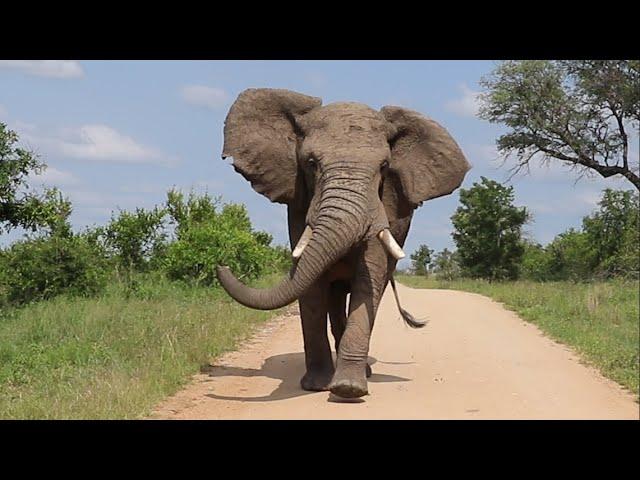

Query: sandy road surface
[[150, 283, 638, 419]]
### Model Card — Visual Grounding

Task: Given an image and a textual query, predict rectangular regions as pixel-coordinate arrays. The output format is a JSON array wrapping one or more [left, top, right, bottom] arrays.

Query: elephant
[[216, 88, 470, 399]]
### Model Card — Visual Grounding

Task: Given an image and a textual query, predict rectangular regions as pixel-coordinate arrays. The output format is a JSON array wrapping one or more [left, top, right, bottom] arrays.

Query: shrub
[[0, 232, 109, 306], [101, 206, 167, 272], [163, 191, 282, 286], [520, 241, 553, 281], [546, 229, 598, 281]]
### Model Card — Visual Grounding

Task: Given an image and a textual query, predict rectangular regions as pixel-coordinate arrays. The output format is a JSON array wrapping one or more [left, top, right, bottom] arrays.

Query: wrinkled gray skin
[[217, 89, 470, 398]]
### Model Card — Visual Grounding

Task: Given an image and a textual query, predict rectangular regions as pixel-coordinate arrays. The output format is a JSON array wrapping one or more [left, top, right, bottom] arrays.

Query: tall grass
[[397, 275, 639, 397], [0, 272, 282, 419]]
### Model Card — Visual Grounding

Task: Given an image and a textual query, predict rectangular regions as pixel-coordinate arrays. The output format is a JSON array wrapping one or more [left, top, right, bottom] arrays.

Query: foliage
[[431, 248, 462, 280], [0, 123, 72, 233], [410, 244, 433, 276], [0, 231, 109, 307], [451, 177, 529, 280], [163, 190, 283, 286], [479, 60, 640, 189], [519, 189, 639, 281], [545, 229, 598, 281], [582, 189, 639, 278], [101, 206, 167, 271]]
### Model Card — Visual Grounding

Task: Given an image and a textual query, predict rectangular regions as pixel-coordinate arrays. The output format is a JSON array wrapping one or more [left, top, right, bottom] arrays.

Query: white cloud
[[180, 85, 230, 110], [58, 125, 162, 162], [0, 60, 84, 79], [32, 166, 81, 187], [22, 124, 178, 166], [445, 84, 481, 118]]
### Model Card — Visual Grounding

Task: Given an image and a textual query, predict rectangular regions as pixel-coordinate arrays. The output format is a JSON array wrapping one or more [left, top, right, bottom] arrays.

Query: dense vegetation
[[0, 123, 292, 418], [0, 124, 291, 310], [410, 178, 639, 283]]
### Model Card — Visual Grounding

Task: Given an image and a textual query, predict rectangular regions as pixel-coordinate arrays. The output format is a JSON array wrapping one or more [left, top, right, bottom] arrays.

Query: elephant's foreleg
[[329, 242, 388, 398], [299, 277, 334, 392]]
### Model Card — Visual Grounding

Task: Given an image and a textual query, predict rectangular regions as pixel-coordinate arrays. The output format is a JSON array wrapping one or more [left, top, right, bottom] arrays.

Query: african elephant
[[216, 88, 470, 399]]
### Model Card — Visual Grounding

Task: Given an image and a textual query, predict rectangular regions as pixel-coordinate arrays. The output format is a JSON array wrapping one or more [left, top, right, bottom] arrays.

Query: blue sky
[[0, 60, 635, 268]]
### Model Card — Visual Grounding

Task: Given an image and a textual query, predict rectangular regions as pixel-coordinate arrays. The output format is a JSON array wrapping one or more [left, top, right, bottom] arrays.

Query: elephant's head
[[216, 88, 470, 310]]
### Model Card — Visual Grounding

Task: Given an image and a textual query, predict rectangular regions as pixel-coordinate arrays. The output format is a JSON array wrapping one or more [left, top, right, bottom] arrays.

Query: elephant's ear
[[381, 106, 471, 208], [222, 88, 322, 204]]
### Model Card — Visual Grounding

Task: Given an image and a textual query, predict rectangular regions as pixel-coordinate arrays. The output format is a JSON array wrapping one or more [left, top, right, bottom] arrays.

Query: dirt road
[[150, 283, 639, 419]]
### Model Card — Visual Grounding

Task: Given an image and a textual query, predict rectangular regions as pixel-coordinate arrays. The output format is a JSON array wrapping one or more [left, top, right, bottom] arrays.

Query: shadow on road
[[202, 352, 411, 403]]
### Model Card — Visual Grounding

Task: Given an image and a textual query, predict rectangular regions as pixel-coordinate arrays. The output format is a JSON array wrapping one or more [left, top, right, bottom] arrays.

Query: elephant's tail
[[389, 275, 427, 329]]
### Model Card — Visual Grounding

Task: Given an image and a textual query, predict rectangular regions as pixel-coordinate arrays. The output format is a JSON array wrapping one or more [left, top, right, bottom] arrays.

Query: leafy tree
[[0, 232, 109, 306], [410, 244, 433, 276], [479, 61, 640, 189], [582, 188, 639, 277], [520, 241, 553, 281], [166, 188, 219, 238], [102, 206, 167, 271], [546, 229, 597, 281], [0, 123, 71, 233], [431, 248, 461, 280], [451, 177, 529, 280], [163, 191, 280, 286]]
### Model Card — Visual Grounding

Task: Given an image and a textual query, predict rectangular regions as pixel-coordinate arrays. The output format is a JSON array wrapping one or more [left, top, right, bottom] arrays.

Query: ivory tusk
[[292, 225, 313, 259], [377, 229, 406, 260]]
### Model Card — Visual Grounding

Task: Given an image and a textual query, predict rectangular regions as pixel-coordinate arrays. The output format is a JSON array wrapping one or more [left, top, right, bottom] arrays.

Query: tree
[[102, 206, 167, 271], [410, 244, 433, 276], [479, 61, 640, 189], [163, 191, 280, 286], [1, 123, 72, 233], [546, 229, 597, 281], [431, 248, 461, 280], [582, 188, 639, 277], [451, 177, 529, 280]]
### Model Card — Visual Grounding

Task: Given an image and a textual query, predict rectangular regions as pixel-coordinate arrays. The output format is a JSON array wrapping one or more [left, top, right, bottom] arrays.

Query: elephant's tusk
[[292, 225, 313, 259], [377, 229, 406, 260]]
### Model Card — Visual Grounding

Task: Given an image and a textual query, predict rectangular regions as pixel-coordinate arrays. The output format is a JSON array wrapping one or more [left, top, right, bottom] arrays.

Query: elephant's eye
[[381, 160, 389, 171], [307, 157, 317, 169]]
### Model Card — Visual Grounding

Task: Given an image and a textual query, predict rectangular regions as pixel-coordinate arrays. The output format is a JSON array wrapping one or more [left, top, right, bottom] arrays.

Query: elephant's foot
[[301, 369, 334, 392], [329, 365, 368, 398], [329, 378, 368, 399]]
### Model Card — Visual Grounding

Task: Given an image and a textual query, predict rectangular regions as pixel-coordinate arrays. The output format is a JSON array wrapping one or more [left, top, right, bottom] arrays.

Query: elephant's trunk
[[217, 175, 369, 310]]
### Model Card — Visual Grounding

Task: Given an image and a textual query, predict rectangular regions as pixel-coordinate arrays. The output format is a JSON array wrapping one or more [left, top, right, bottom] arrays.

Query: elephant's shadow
[[201, 353, 412, 403]]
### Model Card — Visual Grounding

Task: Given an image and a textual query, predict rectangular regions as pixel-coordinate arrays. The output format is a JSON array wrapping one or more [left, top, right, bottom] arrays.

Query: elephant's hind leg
[[299, 278, 334, 392]]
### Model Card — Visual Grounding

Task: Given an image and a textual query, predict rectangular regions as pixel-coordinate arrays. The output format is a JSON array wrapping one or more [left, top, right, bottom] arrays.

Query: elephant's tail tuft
[[389, 275, 427, 329]]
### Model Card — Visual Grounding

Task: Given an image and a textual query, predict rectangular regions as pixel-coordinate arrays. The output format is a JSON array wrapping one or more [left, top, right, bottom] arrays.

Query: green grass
[[0, 272, 283, 419], [397, 275, 639, 398]]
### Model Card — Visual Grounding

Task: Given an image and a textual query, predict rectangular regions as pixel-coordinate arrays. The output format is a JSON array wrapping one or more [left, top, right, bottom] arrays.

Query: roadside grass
[[0, 272, 282, 419], [397, 275, 639, 398]]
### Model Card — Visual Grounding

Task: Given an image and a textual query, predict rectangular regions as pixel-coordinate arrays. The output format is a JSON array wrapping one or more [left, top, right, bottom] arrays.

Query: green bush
[[162, 191, 283, 286], [545, 229, 597, 281], [0, 232, 109, 306], [521, 241, 553, 281], [101, 206, 167, 272]]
